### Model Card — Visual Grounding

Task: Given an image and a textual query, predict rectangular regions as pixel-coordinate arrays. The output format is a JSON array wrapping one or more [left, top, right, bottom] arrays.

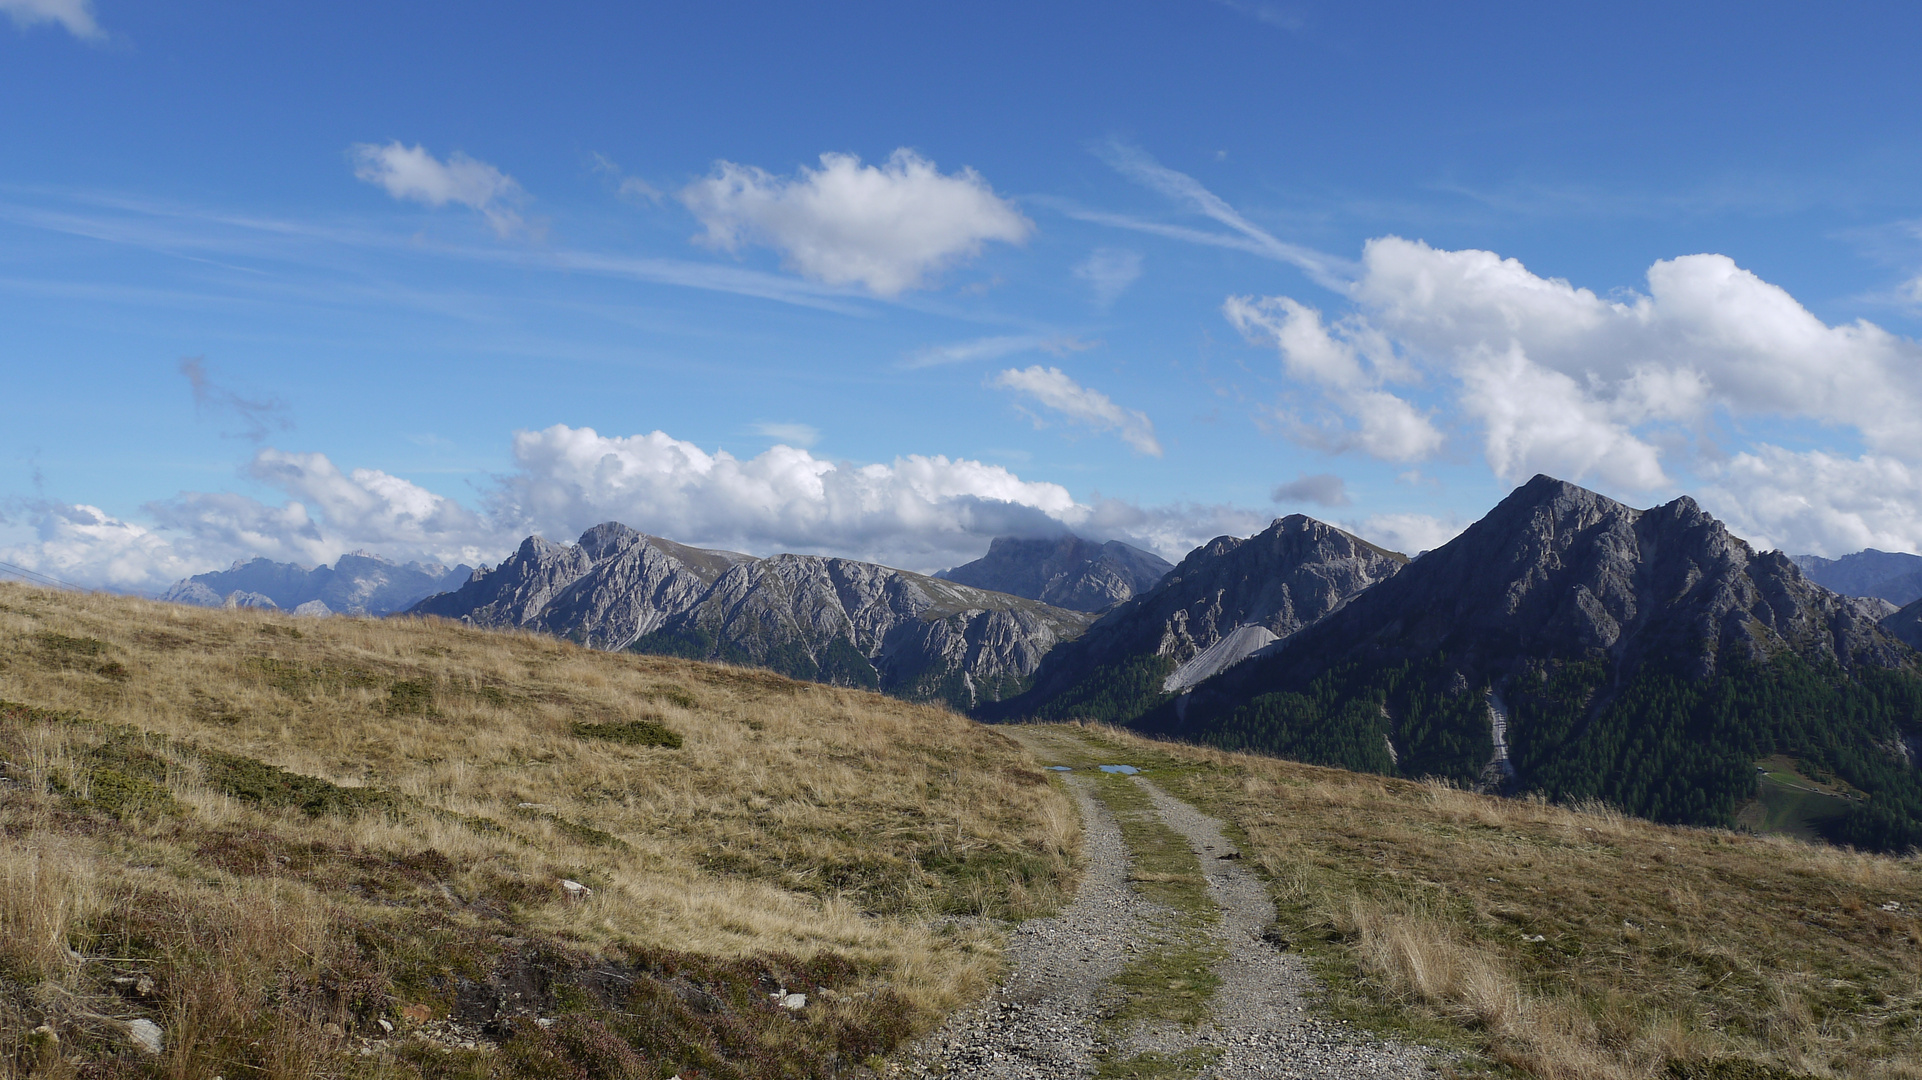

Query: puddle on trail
[[1098, 764, 1140, 775], [1046, 765, 1073, 771]]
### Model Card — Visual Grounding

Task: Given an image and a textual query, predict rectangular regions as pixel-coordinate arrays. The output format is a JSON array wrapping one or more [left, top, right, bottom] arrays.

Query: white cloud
[[1346, 512, 1467, 558], [749, 421, 820, 448], [902, 333, 1095, 369], [1350, 237, 1922, 460], [1092, 144, 1354, 289], [492, 424, 1087, 566], [1075, 247, 1143, 306], [2, 426, 1293, 591], [1225, 294, 1443, 463], [1698, 447, 1922, 558], [1227, 237, 1922, 514], [1455, 345, 1669, 490], [0, 0, 100, 39], [350, 142, 527, 237], [991, 366, 1164, 457], [4, 504, 196, 591], [679, 149, 1032, 296]]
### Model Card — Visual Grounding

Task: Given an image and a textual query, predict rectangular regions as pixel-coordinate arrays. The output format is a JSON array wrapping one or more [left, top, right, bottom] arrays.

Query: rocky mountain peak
[[992, 512, 1406, 721], [936, 533, 1172, 612], [1192, 477, 1906, 711]]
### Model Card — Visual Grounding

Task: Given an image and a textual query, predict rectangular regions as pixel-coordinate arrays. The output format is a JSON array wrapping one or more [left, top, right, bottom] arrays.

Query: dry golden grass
[[0, 582, 1077, 1078], [1036, 722, 1922, 1080]]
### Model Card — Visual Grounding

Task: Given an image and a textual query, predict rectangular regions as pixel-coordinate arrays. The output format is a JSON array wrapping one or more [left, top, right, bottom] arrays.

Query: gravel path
[[899, 770, 1437, 1079], [901, 777, 1161, 1078]]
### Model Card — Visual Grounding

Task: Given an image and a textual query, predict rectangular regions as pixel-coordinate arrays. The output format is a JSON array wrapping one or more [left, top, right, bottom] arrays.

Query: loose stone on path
[[899, 766, 1437, 1079]]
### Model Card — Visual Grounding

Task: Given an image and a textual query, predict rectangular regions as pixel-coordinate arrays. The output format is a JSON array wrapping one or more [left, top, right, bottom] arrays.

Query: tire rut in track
[[900, 769, 1436, 1079]]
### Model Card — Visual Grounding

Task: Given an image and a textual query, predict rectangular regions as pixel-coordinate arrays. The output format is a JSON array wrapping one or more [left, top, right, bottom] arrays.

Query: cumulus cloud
[[0, 0, 100, 39], [1271, 473, 1350, 507], [1225, 295, 1442, 463], [991, 366, 1164, 457], [0, 447, 501, 592], [1697, 447, 1922, 559], [493, 425, 1075, 556], [1075, 247, 1143, 306], [1345, 512, 1467, 558], [679, 149, 1032, 296], [350, 142, 527, 236], [1, 423, 1322, 592], [1228, 237, 1922, 521]]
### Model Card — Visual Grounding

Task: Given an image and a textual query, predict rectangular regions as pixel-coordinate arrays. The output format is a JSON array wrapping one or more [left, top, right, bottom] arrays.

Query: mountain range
[[1010, 476, 1922, 850], [1792, 549, 1922, 606], [163, 553, 473, 616], [156, 483, 1922, 850], [409, 522, 1095, 711]]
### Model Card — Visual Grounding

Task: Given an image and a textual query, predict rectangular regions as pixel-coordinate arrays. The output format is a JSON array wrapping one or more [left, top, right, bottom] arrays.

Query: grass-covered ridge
[[1048, 722, 1922, 1080], [0, 582, 1077, 1079]]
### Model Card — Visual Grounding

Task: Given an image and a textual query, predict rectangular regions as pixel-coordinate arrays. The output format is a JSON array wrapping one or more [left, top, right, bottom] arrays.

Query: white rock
[[126, 1018, 164, 1055], [560, 879, 593, 901], [780, 992, 807, 1010]]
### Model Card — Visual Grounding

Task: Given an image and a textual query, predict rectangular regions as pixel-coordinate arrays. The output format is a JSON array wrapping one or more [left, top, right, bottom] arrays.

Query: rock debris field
[[900, 770, 1436, 1079]]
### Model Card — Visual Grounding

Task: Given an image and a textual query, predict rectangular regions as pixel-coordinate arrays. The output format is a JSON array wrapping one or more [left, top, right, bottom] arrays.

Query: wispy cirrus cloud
[[749, 421, 820, 447], [1088, 143, 1355, 288], [1074, 247, 1143, 307], [902, 333, 1096, 369], [1211, 0, 1305, 32], [992, 366, 1163, 457], [0, 189, 870, 314], [1, 0, 101, 39]]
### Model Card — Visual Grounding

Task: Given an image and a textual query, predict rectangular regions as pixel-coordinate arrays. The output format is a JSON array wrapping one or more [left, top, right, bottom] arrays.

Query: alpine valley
[[158, 476, 1922, 850]]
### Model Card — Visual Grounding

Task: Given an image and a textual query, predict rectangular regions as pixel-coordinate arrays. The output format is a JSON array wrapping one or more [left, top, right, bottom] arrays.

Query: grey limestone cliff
[[409, 523, 1093, 712], [994, 514, 1407, 721], [936, 534, 1173, 612]]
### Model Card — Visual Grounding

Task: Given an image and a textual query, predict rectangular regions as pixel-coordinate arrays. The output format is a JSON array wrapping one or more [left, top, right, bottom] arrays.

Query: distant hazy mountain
[[1792, 549, 1922, 606], [988, 515, 1406, 724], [935, 534, 1173, 612], [163, 553, 473, 616], [410, 522, 1095, 712], [1126, 475, 1921, 850]]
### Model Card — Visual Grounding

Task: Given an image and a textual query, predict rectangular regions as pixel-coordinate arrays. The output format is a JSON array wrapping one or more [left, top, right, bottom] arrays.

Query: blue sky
[[6, 0, 1922, 590]]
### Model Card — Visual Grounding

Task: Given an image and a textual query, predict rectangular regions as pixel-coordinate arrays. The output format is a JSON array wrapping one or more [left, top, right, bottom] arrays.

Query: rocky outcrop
[[1883, 597, 1922, 651], [1793, 549, 1922, 606], [992, 515, 1407, 722], [163, 554, 473, 617], [937, 534, 1173, 612], [409, 523, 1094, 712]]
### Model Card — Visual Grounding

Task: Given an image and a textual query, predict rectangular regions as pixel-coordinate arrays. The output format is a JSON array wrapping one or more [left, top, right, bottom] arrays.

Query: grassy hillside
[[0, 583, 1076, 1079], [1023, 723, 1922, 1080]]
